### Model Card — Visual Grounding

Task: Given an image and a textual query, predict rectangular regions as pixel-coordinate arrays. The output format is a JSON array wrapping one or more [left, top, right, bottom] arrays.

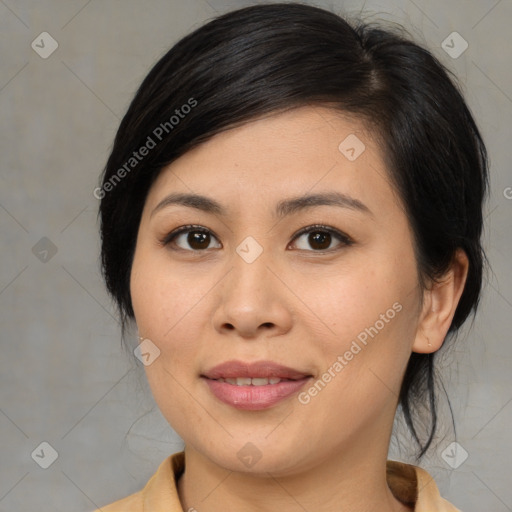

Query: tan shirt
[[96, 451, 461, 511]]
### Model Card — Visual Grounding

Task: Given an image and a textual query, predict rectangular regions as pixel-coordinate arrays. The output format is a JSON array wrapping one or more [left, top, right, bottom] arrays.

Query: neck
[[177, 440, 411, 512]]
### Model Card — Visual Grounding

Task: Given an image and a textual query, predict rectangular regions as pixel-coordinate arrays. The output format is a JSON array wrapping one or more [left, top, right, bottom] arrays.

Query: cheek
[[299, 304, 417, 442], [296, 255, 413, 344], [130, 244, 216, 402], [296, 253, 419, 402], [130, 243, 211, 341], [130, 252, 210, 435]]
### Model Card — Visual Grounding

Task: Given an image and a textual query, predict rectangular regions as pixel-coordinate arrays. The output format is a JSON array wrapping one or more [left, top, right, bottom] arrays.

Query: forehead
[[144, 106, 395, 215], [176, 106, 376, 167]]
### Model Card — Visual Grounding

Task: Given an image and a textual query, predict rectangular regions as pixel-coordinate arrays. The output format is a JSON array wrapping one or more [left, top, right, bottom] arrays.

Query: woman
[[96, 3, 488, 511]]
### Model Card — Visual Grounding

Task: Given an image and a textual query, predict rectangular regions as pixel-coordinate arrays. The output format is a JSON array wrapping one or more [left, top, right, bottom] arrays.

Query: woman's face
[[130, 106, 426, 474]]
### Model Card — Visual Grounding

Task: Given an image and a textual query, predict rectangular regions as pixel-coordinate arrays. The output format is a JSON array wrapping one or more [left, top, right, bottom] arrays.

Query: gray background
[[0, 0, 511, 511]]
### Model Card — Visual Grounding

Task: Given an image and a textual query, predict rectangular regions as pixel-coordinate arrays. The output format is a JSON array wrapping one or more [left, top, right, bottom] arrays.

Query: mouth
[[201, 360, 313, 410], [212, 377, 298, 386], [201, 359, 312, 381]]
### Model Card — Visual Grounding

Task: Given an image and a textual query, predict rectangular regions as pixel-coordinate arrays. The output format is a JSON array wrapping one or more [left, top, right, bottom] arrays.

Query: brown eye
[[290, 225, 353, 252], [165, 226, 221, 251], [308, 231, 332, 250], [187, 231, 211, 250]]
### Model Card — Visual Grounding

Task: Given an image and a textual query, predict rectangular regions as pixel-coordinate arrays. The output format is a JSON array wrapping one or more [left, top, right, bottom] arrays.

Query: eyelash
[[161, 224, 354, 253]]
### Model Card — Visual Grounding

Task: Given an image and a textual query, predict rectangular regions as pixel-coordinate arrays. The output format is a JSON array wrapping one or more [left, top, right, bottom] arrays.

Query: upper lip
[[202, 360, 312, 380]]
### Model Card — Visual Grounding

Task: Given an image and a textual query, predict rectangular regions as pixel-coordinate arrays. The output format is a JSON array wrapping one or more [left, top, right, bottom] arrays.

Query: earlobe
[[412, 249, 469, 354]]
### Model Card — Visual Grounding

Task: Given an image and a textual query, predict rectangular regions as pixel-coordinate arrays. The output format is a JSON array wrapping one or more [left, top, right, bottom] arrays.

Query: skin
[[130, 106, 468, 512]]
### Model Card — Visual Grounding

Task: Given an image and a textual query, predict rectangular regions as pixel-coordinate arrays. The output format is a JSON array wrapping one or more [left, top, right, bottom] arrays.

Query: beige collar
[[98, 451, 461, 511]]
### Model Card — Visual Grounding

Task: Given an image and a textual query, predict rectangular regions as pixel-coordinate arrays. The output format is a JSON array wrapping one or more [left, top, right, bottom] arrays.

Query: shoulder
[[387, 460, 461, 512], [414, 465, 462, 512], [93, 452, 184, 512]]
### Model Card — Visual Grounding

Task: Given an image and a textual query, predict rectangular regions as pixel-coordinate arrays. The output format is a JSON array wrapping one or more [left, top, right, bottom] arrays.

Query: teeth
[[234, 377, 252, 386], [252, 378, 271, 386], [217, 377, 285, 385]]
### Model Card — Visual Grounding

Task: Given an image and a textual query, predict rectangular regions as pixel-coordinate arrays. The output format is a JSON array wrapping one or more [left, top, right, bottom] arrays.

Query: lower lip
[[203, 377, 311, 410]]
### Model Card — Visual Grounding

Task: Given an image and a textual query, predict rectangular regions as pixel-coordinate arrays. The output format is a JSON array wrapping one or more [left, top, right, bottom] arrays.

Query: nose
[[212, 251, 293, 339]]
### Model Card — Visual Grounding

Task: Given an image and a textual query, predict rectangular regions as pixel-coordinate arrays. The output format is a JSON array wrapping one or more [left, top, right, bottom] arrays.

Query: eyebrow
[[151, 191, 372, 218]]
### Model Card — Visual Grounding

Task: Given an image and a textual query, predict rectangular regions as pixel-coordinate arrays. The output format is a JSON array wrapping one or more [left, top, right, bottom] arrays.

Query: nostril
[[261, 322, 274, 328]]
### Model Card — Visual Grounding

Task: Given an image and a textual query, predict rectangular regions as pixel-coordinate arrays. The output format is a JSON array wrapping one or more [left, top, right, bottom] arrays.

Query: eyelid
[[161, 224, 222, 249], [288, 224, 354, 251]]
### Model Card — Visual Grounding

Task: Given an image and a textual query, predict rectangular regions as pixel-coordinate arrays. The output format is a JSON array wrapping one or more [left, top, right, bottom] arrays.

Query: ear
[[413, 249, 469, 354]]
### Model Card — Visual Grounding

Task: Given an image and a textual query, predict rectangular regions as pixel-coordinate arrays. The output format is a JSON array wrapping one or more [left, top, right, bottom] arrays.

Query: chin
[[197, 438, 309, 476]]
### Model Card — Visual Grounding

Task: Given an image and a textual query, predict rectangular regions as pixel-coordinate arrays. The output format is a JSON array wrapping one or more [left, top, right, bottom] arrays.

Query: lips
[[201, 360, 313, 410], [201, 360, 311, 381]]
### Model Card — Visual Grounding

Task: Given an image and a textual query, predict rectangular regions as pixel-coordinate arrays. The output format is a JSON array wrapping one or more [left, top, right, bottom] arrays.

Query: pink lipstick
[[201, 360, 312, 410]]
